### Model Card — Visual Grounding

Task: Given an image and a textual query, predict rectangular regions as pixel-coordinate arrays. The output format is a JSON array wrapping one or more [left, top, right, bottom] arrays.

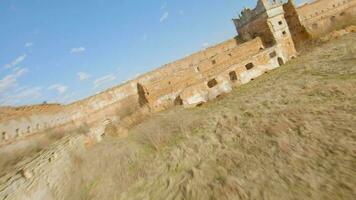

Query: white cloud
[[25, 42, 33, 47], [203, 42, 209, 47], [161, 2, 167, 10], [48, 84, 68, 94], [0, 68, 43, 106], [160, 12, 169, 22], [0, 68, 28, 93], [0, 86, 43, 106], [94, 74, 116, 88], [4, 54, 27, 69], [70, 47, 86, 54], [77, 72, 91, 81]]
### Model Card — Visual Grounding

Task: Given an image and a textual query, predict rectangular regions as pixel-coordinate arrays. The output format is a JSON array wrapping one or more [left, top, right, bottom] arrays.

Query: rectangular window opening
[[207, 79, 218, 88], [245, 63, 254, 70]]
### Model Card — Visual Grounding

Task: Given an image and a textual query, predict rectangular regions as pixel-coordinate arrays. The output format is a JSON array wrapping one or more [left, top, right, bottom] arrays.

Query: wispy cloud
[[70, 47, 86, 54], [48, 84, 68, 94], [160, 12, 169, 22], [179, 10, 184, 15], [143, 34, 148, 41], [0, 68, 43, 106], [161, 1, 167, 10], [203, 42, 209, 48], [25, 42, 34, 47], [77, 72, 91, 81], [0, 68, 28, 93], [94, 74, 116, 88], [0, 86, 43, 106], [4, 54, 27, 69]]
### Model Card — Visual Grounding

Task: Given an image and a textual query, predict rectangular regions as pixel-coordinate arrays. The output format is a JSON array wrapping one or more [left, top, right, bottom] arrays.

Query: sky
[[0, 0, 306, 106]]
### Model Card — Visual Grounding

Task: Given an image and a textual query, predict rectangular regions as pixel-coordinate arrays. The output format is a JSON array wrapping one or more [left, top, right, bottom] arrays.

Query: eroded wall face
[[297, 0, 356, 37], [283, 1, 312, 50], [1, 0, 355, 147], [0, 38, 259, 145], [238, 14, 275, 46], [267, 12, 297, 60], [145, 38, 266, 110]]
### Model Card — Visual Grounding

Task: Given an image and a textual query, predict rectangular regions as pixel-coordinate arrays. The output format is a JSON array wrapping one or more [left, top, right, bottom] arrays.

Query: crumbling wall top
[[233, 0, 286, 28]]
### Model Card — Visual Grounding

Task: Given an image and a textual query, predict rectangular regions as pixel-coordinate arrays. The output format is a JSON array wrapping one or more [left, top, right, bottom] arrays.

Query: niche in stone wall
[[278, 57, 284, 66], [27, 126, 31, 133], [245, 63, 254, 70], [137, 83, 149, 107], [269, 51, 277, 58], [229, 71, 238, 81], [312, 23, 318, 29], [174, 95, 183, 106], [15, 128, 19, 136], [2, 132, 7, 140], [330, 16, 336, 22], [207, 79, 218, 88]]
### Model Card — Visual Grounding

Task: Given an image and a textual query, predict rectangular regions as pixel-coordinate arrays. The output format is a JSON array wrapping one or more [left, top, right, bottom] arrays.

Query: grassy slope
[[69, 34, 356, 200]]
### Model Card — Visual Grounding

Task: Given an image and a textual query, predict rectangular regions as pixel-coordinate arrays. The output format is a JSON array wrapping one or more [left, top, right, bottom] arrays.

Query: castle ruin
[[1, 0, 356, 198], [1, 0, 356, 159]]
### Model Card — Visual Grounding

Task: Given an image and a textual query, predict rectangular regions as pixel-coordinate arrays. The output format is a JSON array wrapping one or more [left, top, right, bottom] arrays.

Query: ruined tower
[[233, 0, 297, 60]]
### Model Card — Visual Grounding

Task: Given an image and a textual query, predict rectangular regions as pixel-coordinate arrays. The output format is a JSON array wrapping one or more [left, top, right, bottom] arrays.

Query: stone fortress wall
[[297, 0, 356, 37], [1, 0, 356, 198], [1, 0, 355, 147]]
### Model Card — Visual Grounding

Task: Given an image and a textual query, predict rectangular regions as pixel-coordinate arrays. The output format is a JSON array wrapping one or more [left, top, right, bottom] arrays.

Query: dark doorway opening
[[229, 71, 238, 81], [137, 83, 149, 107], [277, 57, 284, 66], [174, 95, 183, 106]]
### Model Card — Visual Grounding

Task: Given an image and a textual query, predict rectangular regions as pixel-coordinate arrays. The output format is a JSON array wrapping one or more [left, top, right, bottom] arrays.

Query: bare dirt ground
[[63, 33, 356, 200]]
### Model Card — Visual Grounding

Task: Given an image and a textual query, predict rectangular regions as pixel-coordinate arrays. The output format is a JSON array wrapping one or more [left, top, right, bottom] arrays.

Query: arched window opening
[[278, 57, 284, 66], [229, 71, 238, 81], [2, 132, 6, 140], [174, 95, 183, 106]]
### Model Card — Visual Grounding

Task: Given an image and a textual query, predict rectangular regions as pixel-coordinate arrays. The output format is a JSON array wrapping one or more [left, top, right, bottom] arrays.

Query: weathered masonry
[[0, 0, 355, 146]]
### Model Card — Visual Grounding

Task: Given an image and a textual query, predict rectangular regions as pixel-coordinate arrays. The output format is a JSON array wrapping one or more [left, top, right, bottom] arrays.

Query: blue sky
[[0, 0, 305, 106]]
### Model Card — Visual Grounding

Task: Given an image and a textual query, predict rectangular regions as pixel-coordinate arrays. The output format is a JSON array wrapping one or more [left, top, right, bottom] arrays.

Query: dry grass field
[[63, 33, 356, 200]]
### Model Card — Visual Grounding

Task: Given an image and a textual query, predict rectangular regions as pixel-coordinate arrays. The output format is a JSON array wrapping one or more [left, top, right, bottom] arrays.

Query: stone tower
[[233, 0, 297, 60]]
